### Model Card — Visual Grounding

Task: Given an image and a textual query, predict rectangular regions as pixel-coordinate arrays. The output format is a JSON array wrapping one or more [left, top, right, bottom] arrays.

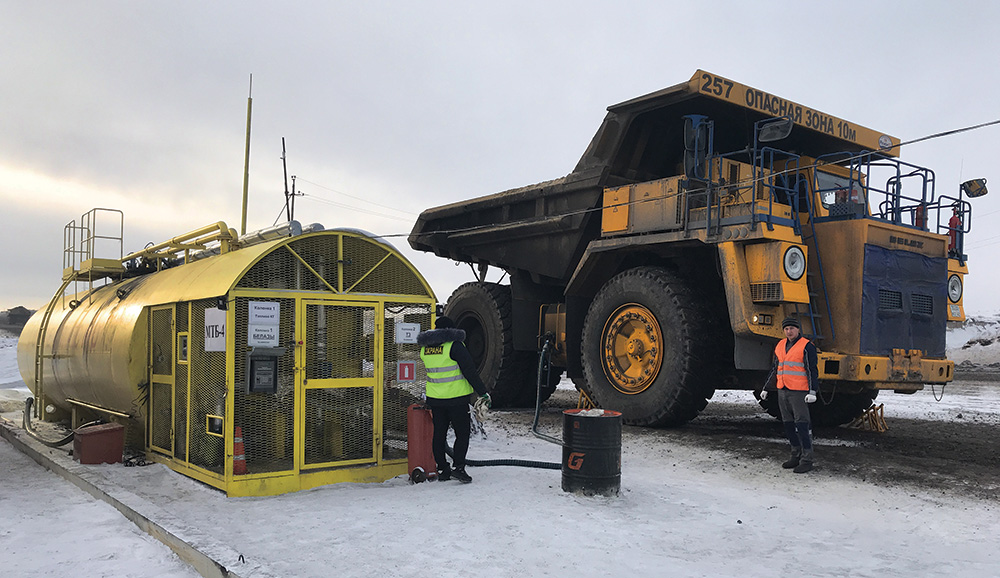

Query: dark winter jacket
[[416, 327, 488, 405]]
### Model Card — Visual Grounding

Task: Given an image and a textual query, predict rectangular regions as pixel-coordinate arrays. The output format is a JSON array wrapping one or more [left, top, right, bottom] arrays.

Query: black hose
[[531, 335, 564, 447], [443, 334, 563, 470], [23, 397, 75, 448], [445, 446, 561, 469]]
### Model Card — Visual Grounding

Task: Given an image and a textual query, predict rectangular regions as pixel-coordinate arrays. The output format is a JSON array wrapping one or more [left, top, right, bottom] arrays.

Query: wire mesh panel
[[305, 305, 375, 380], [304, 387, 374, 464], [150, 381, 172, 451], [151, 308, 173, 375], [303, 302, 377, 468], [188, 300, 226, 474], [149, 306, 173, 454], [234, 297, 297, 475], [342, 236, 388, 293], [352, 253, 430, 297], [288, 236, 341, 292], [382, 302, 432, 460]]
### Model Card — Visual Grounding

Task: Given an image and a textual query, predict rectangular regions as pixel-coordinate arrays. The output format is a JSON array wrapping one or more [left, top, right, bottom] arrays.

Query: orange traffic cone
[[233, 426, 247, 475]]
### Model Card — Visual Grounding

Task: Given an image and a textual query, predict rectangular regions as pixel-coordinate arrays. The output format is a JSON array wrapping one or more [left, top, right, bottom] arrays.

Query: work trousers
[[431, 403, 471, 471], [777, 388, 813, 463]]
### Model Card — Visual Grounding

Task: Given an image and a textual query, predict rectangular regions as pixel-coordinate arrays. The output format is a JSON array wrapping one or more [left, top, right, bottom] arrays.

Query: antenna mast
[[240, 74, 253, 235], [282, 137, 291, 222]]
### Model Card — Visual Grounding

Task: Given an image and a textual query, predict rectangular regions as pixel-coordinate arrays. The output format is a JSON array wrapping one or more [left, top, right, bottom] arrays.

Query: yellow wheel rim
[[600, 303, 663, 394]]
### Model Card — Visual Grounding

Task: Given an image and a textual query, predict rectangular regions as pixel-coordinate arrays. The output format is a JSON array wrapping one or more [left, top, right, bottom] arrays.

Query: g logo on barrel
[[567, 451, 585, 470]]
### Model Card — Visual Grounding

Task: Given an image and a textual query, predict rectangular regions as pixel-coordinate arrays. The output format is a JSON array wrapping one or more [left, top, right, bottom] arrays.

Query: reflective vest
[[775, 337, 811, 391], [420, 341, 474, 399]]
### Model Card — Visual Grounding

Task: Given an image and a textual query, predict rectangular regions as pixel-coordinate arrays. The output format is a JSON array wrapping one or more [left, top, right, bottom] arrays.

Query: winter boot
[[437, 465, 452, 481], [793, 461, 813, 474], [782, 422, 801, 468], [452, 467, 472, 484]]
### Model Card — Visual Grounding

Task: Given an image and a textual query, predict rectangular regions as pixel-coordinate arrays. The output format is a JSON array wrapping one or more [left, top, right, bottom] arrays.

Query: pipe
[[123, 222, 235, 262], [238, 220, 302, 248]]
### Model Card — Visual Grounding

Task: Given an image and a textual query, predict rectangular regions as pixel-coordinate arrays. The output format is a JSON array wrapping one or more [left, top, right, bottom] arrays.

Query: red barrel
[[562, 409, 621, 496]]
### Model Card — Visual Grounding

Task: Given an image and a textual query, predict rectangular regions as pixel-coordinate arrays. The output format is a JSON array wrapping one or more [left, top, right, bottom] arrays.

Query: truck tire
[[581, 267, 716, 427], [758, 389, 878, 426], [443, 282, 555, 408]]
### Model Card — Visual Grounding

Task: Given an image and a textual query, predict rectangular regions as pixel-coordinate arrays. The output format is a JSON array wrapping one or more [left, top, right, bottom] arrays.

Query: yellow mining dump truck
[[409, 70, 987, 426]]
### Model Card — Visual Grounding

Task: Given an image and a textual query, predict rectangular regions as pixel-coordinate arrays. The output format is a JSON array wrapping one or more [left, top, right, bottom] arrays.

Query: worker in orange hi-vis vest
[[761, 317, 819, 473]]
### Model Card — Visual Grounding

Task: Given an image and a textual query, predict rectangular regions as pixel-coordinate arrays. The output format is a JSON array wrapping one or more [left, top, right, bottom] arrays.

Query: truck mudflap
[[817, 348, 953, 390]]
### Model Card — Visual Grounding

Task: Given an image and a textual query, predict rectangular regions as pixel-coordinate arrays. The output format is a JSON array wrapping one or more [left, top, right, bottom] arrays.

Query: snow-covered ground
[[1, 328, 999, 577]]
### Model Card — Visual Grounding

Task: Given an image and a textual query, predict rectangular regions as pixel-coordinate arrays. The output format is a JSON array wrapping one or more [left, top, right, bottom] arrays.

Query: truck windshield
[[817, 170, 866, 210]]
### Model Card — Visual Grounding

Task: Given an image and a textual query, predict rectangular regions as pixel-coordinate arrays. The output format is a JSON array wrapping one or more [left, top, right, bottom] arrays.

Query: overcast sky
[[3, 2, 999, 314]]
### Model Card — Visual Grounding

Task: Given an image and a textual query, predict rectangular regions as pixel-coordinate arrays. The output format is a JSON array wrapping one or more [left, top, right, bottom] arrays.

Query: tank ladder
[[31, 278, 72, 419]]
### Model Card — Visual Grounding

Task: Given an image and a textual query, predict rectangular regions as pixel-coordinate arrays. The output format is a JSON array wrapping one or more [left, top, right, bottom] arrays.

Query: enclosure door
[[298, 301, 380, 470], [149, 305, 175, 455]]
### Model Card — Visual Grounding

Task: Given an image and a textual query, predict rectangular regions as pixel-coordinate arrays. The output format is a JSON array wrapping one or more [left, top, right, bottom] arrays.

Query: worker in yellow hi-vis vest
[[418, 316, 491, 483]]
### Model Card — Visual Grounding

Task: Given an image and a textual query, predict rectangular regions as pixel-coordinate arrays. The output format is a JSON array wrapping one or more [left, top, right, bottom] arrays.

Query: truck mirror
[[961, 178, 988, 198], [683, 115, 710, 179], [757, 117, 793, 143]]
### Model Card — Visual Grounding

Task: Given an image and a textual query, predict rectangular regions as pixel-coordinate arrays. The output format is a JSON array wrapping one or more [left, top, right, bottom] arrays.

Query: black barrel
[[561, 408, 622, 497]]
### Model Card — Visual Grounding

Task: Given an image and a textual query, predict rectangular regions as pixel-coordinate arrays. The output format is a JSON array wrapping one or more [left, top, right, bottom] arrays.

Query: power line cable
[[321, 118, 1000, 243], [298, 194, 414, 222], [295, 177, 419, 217]]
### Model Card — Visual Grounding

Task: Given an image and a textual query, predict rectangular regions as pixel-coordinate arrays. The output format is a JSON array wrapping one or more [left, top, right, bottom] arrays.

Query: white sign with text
[[248, 301, 281, 347], [204, 308, 227, 352]]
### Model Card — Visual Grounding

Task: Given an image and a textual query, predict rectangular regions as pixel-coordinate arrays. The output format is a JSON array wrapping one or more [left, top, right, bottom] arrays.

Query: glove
[[759, 390, 768, 401], [805, 391, 817, 404], [472, 394, 491, 423]]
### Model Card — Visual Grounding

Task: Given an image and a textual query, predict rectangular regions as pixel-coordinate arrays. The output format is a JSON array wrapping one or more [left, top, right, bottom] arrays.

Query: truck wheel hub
[[601, 304, 662, 394]]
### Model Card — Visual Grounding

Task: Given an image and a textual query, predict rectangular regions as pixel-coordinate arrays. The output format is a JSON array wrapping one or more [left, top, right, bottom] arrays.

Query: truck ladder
[[794, 180, 835, 343]]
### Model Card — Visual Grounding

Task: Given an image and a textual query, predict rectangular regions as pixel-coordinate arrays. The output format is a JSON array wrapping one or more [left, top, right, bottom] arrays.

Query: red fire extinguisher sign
[[397, 360, 417, 382]]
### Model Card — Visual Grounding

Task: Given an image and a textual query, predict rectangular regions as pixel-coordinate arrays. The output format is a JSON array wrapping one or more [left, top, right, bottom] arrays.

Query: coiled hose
[[445, 335, 561, 470]]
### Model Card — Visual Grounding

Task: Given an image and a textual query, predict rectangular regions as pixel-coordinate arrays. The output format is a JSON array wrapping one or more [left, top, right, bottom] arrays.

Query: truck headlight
[[948, 274, 963, 303], [783, 246, 806, 280]]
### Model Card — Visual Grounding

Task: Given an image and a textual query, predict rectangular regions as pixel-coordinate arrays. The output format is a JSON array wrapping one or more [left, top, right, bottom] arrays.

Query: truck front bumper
[[817, 349, 953, 392]]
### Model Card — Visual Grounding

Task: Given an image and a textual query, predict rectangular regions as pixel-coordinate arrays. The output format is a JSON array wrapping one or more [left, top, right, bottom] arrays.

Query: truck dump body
[[408, 70, 898, 283]]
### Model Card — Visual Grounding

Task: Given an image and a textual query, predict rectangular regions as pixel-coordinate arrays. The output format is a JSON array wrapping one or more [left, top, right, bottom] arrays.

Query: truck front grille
[[750, 282, 782, 302]]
